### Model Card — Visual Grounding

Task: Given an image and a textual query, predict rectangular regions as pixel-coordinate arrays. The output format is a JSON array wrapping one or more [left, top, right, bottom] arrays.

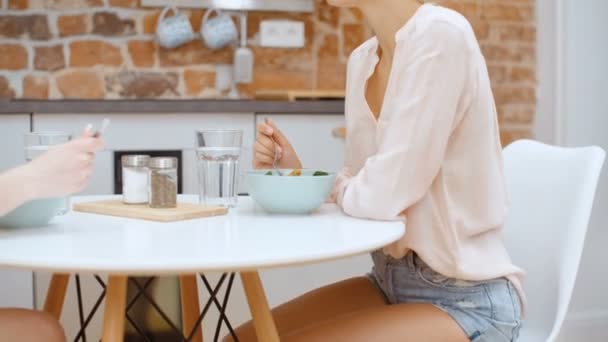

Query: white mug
[[156, 6, 195, 49], [201, 8, 238, 50]]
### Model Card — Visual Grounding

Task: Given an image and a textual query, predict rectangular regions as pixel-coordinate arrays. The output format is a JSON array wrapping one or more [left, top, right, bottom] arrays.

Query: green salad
[[265, 169, 329, 177]]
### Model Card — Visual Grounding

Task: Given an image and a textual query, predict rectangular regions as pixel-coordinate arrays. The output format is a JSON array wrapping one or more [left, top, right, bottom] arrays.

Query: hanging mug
[[156, 5, 195, 49], [201, 8, 238, 50]]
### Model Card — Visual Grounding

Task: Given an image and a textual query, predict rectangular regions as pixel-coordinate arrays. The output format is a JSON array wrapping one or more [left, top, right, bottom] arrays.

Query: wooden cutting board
[[73, 200, 228, 222]]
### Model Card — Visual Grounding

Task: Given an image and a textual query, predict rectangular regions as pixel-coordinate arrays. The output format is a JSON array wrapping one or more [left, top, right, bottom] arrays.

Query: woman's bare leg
[[227, 277, 386, 342], [0, 308, 66, 342], [282, 303, 468, 342]]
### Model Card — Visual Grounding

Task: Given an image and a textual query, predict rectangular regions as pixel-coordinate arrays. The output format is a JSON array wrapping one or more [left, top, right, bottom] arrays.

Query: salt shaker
[[122, 155, 150, 204], [149, 157, 178, 208]]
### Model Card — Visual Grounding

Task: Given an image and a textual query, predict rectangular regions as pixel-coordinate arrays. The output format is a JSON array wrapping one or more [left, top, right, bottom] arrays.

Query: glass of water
[[196, 129, 243, 208], [24, 131, 73, 215]]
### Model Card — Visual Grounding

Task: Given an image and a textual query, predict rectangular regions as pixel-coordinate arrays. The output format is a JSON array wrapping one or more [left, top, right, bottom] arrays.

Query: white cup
[[201, 8, 238, 50], [156, 5, 195, 49]]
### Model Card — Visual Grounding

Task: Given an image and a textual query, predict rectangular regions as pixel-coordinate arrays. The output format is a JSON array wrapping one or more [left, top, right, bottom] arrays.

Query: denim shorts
[[369, 251, 522, 341]]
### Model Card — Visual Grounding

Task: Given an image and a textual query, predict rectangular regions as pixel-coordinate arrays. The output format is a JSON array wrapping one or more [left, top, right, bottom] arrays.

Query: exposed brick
[[482, 3, 534, 21], [34, 45, 65, 71], [349, 8, 364, 21], [0, 44, 28, 70], [8, 0, 28, 10], [0, 15, 51, 40], [343, 23, 365, 57], [238, 69, 312, 97], [57, 71, 104, 99], [40, 0, 103, 10], [189, 10, 206, 32], [128, 40, 156, 67], [494, 25, 535, 42], [498, 105, 535, 125], [92, 12, 135, 37], [493, 86, 536, 105], [487, 65, 507, 83], [461, 2, 480, 18], [481, 44, 535, 63], [184, 69, 216, 96], [318, 58, 346, 90], [143, 11, 161, 34], [319, 34, 338, 59], [509, 66, 536, 83], [23, 75, 49, 99], [159, 41, 232, 67], [105, 71, 178, 98], [0, 76, 15, 98], [470, 19, 490, 40], [439, 0, 464, 13], [318, 1, 340, 27], [69, 41, 123, 67], [500, 127, 531, 147], [58, 14, 88, 37], [109, 0, 139, 8]]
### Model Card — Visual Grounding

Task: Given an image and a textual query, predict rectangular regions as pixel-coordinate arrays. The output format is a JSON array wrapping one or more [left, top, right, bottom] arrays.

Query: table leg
[[180, 275, 203, 342], [240, 271, 280, 342], [102, 276, 128, 342], [43, 273, 70, 320]]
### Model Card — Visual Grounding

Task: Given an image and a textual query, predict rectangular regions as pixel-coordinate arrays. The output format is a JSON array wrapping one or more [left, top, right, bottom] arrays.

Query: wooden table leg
[[102, 276, 128, 342], [43, 273, 70, 320], [180, 275, 203, 342], [240, 271, 280, 342]]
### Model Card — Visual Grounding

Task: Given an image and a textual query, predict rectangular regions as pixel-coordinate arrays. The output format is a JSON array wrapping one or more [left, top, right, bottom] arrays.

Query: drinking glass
[[195, 129, 243, 207], [24, 131, 72, 215]]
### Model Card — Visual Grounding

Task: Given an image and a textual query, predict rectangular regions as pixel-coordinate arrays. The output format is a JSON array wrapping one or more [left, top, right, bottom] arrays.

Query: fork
[[266, 118, 283, 176]]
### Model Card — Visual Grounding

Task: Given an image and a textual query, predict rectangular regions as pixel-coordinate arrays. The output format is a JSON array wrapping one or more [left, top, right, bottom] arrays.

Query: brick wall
[[0, 0, 535, 144]]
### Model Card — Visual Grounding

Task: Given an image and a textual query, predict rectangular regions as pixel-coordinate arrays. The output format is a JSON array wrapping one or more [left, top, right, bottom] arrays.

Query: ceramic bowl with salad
[[247, 169, 336, 214]]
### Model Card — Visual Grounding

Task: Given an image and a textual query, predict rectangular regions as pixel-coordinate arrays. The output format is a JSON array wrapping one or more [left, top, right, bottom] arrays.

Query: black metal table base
[[71, 274, 239, 342]]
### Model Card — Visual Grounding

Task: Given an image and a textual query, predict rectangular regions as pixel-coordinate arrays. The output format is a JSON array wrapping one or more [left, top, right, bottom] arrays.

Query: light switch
[[260, 20, 305, 48]]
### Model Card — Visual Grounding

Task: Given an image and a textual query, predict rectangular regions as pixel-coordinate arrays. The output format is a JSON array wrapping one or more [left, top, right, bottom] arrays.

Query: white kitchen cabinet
[[0, 114, 35, 309], [255, 114, 346, 172]]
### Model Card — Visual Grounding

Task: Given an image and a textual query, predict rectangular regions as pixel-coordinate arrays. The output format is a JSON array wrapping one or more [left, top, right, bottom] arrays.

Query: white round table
[[0, 195, 405, 342]]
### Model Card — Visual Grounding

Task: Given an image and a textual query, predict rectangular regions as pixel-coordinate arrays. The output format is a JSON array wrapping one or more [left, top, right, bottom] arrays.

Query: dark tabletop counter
[[0, 99, 345, 115]]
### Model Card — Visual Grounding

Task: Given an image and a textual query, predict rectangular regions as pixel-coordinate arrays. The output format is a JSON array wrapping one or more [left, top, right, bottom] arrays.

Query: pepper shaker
[[149, 157, 178, 208]]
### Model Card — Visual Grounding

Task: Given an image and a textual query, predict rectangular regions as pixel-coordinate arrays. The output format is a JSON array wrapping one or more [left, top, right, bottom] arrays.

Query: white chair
[[502, 140, 605, 342]]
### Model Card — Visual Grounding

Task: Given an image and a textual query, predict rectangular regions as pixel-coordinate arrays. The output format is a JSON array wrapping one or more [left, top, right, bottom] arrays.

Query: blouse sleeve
[[336, 22, 471, 220]]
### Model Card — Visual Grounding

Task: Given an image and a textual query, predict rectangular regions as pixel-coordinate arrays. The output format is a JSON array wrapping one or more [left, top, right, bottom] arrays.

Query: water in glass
[[197, 146, 241, 207]]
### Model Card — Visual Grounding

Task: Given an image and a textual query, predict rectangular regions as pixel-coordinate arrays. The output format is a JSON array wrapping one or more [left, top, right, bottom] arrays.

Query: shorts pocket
[[483, 280, 522, 340], [414, 256, 486, 293]]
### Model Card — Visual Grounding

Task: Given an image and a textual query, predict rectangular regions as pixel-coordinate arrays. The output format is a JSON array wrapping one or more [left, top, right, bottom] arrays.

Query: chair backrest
[[502, 140, 605, 341]]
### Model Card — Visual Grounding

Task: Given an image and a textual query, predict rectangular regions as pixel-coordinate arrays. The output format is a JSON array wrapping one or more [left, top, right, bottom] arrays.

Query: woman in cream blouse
[[240, 0, 524, 341]]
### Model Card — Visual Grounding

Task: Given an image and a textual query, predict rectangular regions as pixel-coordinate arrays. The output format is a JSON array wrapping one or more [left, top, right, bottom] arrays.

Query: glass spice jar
[[148, 157, 178, 208], [121, 155, 150, 204]]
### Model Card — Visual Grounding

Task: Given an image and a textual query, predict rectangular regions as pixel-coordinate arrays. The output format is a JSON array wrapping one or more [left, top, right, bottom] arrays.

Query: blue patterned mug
[[156, 5, 195, 49], [201, 8, 238, 50]]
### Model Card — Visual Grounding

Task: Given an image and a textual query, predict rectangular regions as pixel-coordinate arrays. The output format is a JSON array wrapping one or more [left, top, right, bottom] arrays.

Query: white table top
[[0, 196, 405, 275]]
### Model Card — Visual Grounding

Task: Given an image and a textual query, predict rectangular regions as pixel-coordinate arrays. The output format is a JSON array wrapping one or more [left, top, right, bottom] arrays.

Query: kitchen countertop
[[0, 99, 345, 114]]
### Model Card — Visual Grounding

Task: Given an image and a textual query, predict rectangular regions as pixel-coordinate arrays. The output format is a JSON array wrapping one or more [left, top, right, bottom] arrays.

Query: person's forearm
[[0, 165, 37, 216]]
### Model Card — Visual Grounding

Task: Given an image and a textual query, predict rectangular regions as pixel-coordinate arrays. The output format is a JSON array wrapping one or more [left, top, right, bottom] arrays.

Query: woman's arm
[[0, 165, 37, 216], [336, 22, 470, 220], [0, 131, 104, 216]]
